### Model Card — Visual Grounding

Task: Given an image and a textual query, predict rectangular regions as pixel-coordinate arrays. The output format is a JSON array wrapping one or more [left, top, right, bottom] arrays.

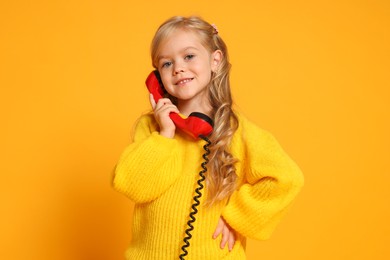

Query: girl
[[113, 16, 304, 259]]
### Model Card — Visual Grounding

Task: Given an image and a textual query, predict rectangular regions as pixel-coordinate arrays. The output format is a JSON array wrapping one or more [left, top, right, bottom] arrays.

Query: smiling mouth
[[176, 78, 194, 85]]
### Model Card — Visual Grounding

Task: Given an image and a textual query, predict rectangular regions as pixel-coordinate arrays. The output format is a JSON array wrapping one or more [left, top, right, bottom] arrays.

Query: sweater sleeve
[[222, 117, 304, 240], [112, 114, 183, 203]]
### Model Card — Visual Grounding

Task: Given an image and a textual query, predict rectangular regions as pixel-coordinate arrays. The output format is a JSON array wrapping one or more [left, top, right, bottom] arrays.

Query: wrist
[[159, 129, 175, 139]]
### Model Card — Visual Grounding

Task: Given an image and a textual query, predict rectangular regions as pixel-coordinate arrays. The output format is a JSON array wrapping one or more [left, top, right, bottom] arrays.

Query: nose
[[173, 62, 185, 75]]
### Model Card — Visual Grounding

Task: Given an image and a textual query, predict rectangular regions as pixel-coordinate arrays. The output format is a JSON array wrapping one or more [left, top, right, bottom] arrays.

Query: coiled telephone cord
[[179, 135, 211, 260]]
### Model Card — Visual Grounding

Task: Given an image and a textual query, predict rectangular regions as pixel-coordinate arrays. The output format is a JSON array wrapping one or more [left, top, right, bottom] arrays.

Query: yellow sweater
[[113, 112, 304, 259]]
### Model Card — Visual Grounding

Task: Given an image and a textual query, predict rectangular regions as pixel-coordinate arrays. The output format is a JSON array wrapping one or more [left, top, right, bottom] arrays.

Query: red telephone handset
[[145, 70, 213, 139]]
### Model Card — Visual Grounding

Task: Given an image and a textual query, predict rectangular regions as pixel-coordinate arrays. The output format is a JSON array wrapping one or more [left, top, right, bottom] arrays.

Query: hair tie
[[211, 24, 219, 34]]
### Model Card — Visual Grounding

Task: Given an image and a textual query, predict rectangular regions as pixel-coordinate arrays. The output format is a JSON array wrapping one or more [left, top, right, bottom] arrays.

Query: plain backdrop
[[1, 0, 389, 259]]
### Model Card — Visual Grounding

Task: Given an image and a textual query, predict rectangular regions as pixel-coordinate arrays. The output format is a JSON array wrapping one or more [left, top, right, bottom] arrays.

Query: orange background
[[1, 0, 389, 259]]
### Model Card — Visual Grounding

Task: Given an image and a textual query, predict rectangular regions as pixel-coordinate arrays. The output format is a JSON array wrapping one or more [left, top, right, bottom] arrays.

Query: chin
[[174, 92, 194, 100]]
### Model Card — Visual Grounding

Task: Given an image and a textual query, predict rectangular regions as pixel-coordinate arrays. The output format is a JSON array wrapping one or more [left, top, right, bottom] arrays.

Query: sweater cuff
[[222, 182, 281, 240]]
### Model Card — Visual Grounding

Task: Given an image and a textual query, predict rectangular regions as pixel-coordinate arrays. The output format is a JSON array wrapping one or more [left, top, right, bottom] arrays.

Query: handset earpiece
[[145, 70, 213, 139], [145, 70, 165, 103]]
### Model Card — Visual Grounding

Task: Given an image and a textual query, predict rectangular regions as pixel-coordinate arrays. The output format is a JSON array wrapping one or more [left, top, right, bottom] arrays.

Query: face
[[156, 29, 221, 105]]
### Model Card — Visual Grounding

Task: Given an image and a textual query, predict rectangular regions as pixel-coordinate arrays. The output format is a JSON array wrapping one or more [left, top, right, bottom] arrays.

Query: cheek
[[159, 71, 171, 86], [195, 62, 211, 76], [200, 65, 212, 82], [159, 73, 176, 95]]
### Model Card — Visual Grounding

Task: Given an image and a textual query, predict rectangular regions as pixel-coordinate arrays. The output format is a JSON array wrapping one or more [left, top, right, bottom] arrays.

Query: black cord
[[179, 135, 211, 260]]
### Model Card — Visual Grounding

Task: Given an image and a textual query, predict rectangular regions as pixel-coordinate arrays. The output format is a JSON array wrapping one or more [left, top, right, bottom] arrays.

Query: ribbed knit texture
[[113, 112, 304, 259]]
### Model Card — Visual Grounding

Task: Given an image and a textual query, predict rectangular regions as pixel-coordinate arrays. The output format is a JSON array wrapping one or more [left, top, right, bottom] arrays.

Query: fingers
[[228, 230, 235, 251], [213, 217, 236, 252], [151, 97, 179, 138], [152, 97, 177, 112], [154, 98, 180, 118], [149, 95, 178, 114], [213, 218, 224, 239], [220, 224, 230, 249]]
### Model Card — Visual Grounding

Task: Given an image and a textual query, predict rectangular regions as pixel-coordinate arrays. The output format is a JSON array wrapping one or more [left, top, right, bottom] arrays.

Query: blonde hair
[[150, 16, 239, 205]]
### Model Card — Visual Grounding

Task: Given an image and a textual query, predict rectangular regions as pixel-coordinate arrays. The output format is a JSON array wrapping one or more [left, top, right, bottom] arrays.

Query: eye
[[161, 61, 172, 68], [185, 54, 195, 60]]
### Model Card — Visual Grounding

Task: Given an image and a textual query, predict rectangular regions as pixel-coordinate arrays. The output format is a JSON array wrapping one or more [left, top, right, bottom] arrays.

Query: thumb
[[149, 93, 156, 109]]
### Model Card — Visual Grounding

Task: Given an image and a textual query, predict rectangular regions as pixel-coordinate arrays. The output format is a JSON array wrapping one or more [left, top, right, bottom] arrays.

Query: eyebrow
[[158, 46, 200, 61]]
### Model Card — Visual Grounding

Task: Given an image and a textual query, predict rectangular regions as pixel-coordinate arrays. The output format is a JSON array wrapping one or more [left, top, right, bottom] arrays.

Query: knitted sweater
[[113, 112, 304, 259]]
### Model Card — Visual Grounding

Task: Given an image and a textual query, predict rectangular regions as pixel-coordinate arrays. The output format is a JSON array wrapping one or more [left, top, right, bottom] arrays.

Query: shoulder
[[234, 111, 275, 144], [131, 112, 159, 140], [136, 112, 156, 127], [231, 111, 289, 163]]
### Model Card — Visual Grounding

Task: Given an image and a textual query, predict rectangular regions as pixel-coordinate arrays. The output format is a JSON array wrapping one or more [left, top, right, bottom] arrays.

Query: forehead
[[158, 29, 207, 56]]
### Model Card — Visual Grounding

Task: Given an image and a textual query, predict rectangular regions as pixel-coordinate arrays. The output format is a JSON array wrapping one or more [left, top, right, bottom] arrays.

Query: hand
[[213, 217, 236, 251], [149, 94, 179, 138]]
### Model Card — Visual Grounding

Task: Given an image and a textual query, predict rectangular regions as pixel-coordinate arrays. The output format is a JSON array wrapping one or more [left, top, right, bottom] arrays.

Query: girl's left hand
[[213, 217, 236, 251]]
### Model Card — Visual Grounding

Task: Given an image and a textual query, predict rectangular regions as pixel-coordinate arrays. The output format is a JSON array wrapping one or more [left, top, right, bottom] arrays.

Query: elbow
[[274, 164, 304, 201], [111, 164, 126, 192], [293, 166, 304, 191], [111, 165, 118, 188], [283, 165, 304, 200]]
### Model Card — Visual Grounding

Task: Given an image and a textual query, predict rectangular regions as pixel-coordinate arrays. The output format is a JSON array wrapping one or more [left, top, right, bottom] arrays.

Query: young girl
[[113, 16, 304, 259]]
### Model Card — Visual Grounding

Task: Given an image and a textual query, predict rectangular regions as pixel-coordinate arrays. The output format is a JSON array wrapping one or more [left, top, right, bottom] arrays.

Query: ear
[[211, 50, 223, 72]]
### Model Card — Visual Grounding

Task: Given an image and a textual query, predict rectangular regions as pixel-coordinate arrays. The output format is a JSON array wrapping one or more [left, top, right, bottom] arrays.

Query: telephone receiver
[[145, 70, 213, 139]]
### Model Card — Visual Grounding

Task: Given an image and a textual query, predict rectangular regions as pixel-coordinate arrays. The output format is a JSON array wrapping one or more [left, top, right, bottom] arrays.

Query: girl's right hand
[[149, 94, 179, 138]]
